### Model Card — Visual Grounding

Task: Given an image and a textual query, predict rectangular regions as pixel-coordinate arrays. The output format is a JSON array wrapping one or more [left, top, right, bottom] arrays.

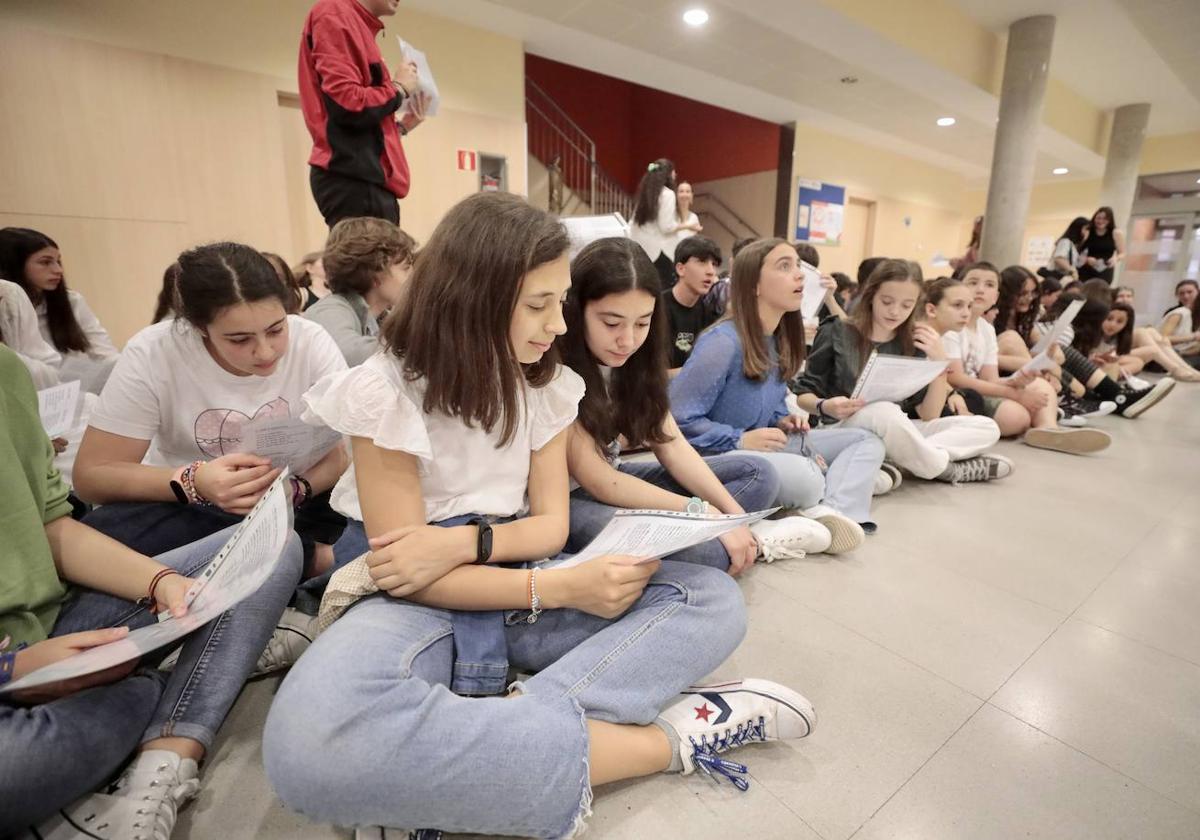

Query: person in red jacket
[[299, 0, 428, 227]]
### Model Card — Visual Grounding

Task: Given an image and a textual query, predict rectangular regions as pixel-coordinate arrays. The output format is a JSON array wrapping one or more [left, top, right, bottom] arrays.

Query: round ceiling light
[[683, 8, 709, 26], [936, 117, 956, 127], [1052, 167, 1069, 175]]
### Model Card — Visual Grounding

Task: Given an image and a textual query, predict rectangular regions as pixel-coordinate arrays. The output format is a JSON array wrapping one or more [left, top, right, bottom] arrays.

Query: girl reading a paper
[[670, 238, 882, 549], [559, 236, 827, 572], [791, 258, 1011, 484], [264, 193, 814, 836]]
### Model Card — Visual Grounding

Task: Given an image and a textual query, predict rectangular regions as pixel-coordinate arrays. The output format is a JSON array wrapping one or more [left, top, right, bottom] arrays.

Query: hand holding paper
[[800, 261, 826, 321], [397, 37, 440, 117], [850, 352, 948, 405]]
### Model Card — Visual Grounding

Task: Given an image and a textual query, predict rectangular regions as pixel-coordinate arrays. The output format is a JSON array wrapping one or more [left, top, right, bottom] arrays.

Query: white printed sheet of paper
[[37, 379, 81, 439], [561, 214, 629, 260], [800, 261, 826, 321], [234, 415, 343, 474], [1, 474, 295, 695], [397, 38, 440, 117], [545, 507, 776, 570], [1004, 298, 1085, 382], [850, 353, 948, 404]]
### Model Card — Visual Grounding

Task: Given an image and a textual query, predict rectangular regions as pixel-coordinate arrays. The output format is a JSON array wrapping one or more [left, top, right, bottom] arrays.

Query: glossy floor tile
[[184, 380, 1200, 838]]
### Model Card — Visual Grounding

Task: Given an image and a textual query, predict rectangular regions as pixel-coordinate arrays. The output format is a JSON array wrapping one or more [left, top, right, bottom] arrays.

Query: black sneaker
[[1059, 395, 1117, 427], [1114, 378, 1175, 419]]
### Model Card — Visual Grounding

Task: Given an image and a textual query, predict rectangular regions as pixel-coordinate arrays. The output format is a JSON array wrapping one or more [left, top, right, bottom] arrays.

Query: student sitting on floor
[[662, 234, 723, 374], [263, 192, 815, 836], [791, 258, 1009, 485], [304, 217, 415, 366], [671, 238, 884, 550], [945, 262, 1111, 455], [0, 344, 302, 840], [561, 236, 826, 571], [1108, 286, 1199, 382], [0, 276, 61, 388], [1157, 279, 1200, 369]]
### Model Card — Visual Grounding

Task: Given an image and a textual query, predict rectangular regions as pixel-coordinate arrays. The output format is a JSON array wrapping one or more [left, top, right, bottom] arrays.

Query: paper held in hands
[[800, 261, 826, 321], [544, 507, 777, 570], [397, 37, 440, 117], [1, 473, 295, 695], [233, 415, 343, 474], [850, 351, 948, 404], [37, 380, 81, 439], [1005, 298, 1085, 382]]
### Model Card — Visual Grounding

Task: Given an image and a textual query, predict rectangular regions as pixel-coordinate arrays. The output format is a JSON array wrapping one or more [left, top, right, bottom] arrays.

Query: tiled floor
[[181, 380, 1200, 839]]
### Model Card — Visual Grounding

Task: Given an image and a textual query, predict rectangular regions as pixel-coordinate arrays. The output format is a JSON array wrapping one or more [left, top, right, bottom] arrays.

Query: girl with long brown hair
[[670, 238, 883, 551], [792, 259, 1011, 482], [266, 193, 815, 835], [560, 237, 823, 572]]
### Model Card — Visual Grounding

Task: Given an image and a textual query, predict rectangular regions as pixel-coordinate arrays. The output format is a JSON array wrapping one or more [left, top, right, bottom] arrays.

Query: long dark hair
[[152, 263, 180, 323], [1069, 297, 1112, 355], [632, 158, 676, 227], [382, 192, 569, 447], [996, 265, 1039, 342], [1059, 216, 1090, 247], [173, 243, 291, 330], [848, 258, 922, 368], [1091, 206, 1117, 235], [1108, 302, 1136, 356], [0, 227, 90, 353], [562, 238, 672, 452], [728, 238, 806, 381]]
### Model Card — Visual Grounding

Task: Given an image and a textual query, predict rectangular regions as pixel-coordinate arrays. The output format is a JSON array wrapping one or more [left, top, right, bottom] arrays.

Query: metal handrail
[[527, 79, 595, 156], [694, 191, 761, 238]]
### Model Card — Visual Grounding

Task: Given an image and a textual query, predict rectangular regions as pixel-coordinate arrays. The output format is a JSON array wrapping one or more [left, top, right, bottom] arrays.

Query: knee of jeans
[[743, 455, 783, 506], [656, 562, 747, 646], [273, 532, 305, 586]]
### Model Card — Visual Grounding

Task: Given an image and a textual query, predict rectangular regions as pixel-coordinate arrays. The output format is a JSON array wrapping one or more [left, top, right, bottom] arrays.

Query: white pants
[[838, 402, 1000, 480]]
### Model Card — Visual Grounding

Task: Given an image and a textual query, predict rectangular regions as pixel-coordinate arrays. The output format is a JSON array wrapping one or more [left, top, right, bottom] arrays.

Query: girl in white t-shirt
[[74, 242, 350, 587], [264, 193, 812, 835], [629, 158, 689, 288], [0, 227, 118, 393], [944, 262, 1110, 454], [672, 180, 704, 251], [1108, 287, 1200, 381], [1159, 279, 1200, 364]]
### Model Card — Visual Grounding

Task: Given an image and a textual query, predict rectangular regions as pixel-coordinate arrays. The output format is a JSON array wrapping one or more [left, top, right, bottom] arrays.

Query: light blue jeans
[[749, 427, 884, 523], [263, 560, 747, 838], [0, 527, 302, 833]]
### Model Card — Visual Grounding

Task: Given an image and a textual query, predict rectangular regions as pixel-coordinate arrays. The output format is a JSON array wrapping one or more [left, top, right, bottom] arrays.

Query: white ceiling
[[406, 0, 1199, 186], [952, 0, 1200, 135]]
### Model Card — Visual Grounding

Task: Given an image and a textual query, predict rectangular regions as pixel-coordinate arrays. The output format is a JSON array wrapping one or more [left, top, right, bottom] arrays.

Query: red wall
[[525, 55, 780, 194]]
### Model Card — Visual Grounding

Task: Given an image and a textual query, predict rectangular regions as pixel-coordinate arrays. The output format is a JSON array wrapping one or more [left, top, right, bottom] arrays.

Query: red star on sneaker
[[694, 703, 714, 722]]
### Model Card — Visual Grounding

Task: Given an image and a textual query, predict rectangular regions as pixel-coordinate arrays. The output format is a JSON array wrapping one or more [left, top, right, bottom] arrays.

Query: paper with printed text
[[37, 380, 80, 439], [850, 353, 948, 404], [233, 415, 343, 474]]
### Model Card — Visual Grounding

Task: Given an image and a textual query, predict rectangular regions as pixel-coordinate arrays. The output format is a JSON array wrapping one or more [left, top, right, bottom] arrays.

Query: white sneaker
[[253, 607, 317, 677], [880, 461, 903, 491], [801, 504, 865, 554], [31, 751, 199, 840], [657, 679, 816, 790], [749, 517, 830, 561], [1123, 373, 1151, 391], [872, 469, 893, 496]]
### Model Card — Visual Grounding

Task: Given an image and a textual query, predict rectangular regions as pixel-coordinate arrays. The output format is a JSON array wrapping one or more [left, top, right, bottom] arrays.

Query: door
[[1123, 213, 1198, 326]]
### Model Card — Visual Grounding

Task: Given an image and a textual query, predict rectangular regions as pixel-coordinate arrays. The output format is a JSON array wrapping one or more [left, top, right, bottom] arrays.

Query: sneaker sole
[[814, 515, 864, 554], [1023, 427, 1111, 454], [1122, 378, 1175, 419], [683, 678, 817, 737], [881, 462, 903, 491]]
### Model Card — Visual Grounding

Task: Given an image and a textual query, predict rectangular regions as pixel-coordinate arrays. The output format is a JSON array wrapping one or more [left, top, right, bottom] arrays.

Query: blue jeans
[[749, 428, 884, 523], [567, 453, 780, 572], [0, 527, 302, 832], [264, 560, 746, 837]]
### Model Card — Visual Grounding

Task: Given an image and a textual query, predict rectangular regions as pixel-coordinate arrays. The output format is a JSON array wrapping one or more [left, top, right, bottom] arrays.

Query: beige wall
[[691, 171, 778, 260], [0, 7, 527, 347]]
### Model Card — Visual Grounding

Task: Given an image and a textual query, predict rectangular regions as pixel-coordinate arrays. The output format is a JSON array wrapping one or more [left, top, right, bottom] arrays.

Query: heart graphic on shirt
[[194, 398, 291, 459]]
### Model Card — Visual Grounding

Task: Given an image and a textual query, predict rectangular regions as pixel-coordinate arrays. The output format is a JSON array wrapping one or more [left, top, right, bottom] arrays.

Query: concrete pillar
[[1099, 103, 1151, 231], [980, 15, 1056, 268]]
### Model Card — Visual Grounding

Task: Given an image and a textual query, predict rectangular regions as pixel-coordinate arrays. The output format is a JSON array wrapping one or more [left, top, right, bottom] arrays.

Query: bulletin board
[[795, 178, 846, 246]]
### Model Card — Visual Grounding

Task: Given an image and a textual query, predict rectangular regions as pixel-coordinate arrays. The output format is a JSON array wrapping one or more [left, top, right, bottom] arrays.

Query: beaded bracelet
[[180, 460, 210, 505], [526, 568, 542, 624], [0, 651, 15, 687]]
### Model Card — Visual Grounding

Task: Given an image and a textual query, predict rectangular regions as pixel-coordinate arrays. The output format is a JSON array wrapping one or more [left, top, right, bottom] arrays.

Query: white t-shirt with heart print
[[90, 316, 347, 467]]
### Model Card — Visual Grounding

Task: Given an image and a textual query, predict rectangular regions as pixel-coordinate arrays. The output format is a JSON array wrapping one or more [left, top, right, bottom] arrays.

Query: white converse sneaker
[[749, 517, 830, 562], [32, 751, 200, 840], [872, 469, 893, 496], [880, 462, 903, 491], [254, 607, 317, 677], [801, 504, 864, 554], [657, 679, 817, 790]]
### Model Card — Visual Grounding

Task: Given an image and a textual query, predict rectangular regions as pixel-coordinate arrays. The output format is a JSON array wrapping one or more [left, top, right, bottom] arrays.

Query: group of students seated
[[1, 185, 1194, 839]]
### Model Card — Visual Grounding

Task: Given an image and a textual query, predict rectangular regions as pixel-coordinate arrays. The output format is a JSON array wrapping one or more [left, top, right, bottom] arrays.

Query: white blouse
[[303, 352, 586, 523], [673, 210, 701, 251], [1162, 306, 1198, 354], [628, 186, 680, 262], [0, 278, 61, 388], [36, 289, 118, 360]]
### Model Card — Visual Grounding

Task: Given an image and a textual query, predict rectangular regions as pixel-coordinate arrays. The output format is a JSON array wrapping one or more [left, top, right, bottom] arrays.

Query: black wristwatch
[[472, 518, 494, 565]]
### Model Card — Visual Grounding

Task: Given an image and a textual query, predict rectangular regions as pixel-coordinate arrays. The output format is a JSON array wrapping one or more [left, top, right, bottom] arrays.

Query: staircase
[[526, 78, 634, 220]]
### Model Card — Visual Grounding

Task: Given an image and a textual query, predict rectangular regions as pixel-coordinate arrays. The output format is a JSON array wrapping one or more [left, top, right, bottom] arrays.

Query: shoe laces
[[120, 762, 200, 840], [952, 457, 991, 484], [687, 715, 769, 791], [757, 543, 806, 563]]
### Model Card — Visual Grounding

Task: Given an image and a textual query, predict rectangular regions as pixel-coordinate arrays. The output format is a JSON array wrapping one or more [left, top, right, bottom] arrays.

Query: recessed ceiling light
[[1052, 167, 1069, 175], [936, 117, 956, 127], [1195, 177, 1200, 184], [683, 8, 709, 26]]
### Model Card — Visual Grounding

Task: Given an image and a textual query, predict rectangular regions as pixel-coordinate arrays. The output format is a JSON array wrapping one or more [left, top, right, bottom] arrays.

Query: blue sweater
[[668, 320, 788, 454]]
